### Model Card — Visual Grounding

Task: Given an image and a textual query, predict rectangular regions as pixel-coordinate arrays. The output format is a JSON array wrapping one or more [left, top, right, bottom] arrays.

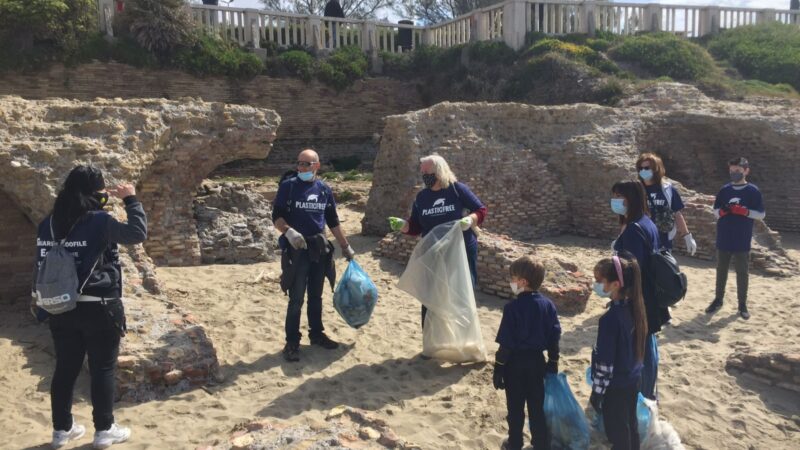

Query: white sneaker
[[92, 423, 131, 449], [51, 423, 86, 449]]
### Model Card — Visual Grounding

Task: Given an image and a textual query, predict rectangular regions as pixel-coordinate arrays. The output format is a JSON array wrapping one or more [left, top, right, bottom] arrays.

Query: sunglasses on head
[[296, 161, 316, 168]]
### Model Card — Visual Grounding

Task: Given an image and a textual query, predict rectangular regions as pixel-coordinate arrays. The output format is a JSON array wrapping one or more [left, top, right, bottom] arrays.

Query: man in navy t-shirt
[[706, 157, 765, 320], [272, 149, 355, 362]]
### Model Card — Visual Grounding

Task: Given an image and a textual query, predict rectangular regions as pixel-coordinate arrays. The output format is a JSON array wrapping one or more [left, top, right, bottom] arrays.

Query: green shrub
[[118, 0, 196, 59], [467, 41, 516, 65], [330, 156, 361, 171], [175, 34, 263, 78], [278, 50, 314, 81], [609, 32, 715, 81], [317, 46, 368, 90], [594, 78, 626, 105], [707, 22, 800, 91]]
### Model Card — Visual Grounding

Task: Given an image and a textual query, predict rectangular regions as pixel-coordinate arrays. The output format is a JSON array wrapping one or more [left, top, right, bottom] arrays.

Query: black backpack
[[633, 223, 688, 308]]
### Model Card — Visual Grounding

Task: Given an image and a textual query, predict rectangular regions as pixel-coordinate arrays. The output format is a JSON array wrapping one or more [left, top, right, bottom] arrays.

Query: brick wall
[[0, 62, 424, 167], [0, 191, 36, 303], [727, 351, 800, 395]]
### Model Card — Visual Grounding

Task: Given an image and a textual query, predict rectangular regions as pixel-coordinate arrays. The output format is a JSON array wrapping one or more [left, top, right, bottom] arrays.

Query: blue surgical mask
[[610, 198, 627, 215], [639, 169, 653, 181], [297, 171, 314, 182], [593, 282, 611, 298]]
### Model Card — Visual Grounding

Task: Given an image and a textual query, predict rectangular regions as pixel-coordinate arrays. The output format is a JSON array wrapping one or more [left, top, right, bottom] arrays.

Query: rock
[[164, 370, 184, 385], [230, 433, 255, 449], [359, 426, 381, 440]]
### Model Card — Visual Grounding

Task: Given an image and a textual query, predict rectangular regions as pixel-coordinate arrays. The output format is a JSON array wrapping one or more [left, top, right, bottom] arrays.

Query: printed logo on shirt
[[307, 194, 319, 202], [295, 192, 326, 211], [422, 198, 456, 216], [729, 197, 741, 205], [649, 193, 666, 207]]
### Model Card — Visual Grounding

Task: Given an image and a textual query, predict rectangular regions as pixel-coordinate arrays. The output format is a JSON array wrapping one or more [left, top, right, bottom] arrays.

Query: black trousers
[[49, 301, 123, 432], [715, 250, 750, 307], [602, 384, 640, 450], [285, 248, 326, 344], [504, 353, 550, 450]]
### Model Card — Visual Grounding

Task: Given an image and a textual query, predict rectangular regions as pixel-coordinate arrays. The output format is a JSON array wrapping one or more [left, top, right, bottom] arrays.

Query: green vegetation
[[321, 170, 373, 182], [174, 35, 263, 78], [609, 32, 716, 81], [707, 22, 800, 91]]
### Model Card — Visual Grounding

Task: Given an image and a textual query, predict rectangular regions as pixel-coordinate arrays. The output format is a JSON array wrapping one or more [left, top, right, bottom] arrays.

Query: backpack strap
[[661, 182, 673, 209], [632, 222, 655, 254], [50, 214, 84, 244]]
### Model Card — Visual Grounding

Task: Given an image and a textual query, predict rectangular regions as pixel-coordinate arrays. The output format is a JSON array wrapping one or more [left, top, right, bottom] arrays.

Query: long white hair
[[420, 154, 458, 189]]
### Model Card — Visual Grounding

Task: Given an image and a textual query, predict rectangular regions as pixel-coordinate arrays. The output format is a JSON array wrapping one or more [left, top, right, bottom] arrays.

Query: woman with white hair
[[389, 154, 487, 326]]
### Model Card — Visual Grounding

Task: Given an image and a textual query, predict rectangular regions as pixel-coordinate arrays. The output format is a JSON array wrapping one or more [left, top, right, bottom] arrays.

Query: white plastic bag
[[397, 221, 487, 363]]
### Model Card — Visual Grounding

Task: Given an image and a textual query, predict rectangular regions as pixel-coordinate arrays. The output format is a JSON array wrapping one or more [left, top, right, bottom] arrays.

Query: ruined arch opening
[[0, 190, 37, 304]]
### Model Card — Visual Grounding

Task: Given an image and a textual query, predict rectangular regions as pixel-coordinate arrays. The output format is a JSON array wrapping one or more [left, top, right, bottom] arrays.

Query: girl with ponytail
[[589, 253, 648, 450]]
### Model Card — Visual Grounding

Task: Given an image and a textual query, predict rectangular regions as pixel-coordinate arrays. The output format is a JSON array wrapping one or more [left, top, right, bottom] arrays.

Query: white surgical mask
[[510, 282, 521, 295]]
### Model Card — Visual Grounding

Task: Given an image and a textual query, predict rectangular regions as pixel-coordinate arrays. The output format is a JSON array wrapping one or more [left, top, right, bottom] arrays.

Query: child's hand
[[492, 363, 505, 390], [590, 392, 603, 412], [546, 359, 558, 374]]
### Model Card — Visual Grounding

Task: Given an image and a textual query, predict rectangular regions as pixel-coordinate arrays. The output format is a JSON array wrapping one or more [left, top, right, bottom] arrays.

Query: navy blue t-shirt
[[714, 183, 764, 253], [591, 300, 643, 393], [645, 183, 685, 249], [409, 182, 484, 249], [495, 291, 561, 352], [274, 177, 338, 237]]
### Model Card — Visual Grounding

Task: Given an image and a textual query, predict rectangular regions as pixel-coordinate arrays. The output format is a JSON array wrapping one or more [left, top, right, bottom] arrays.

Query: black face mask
[[93, 192, 109, 209], [422, 173, 437, 189]]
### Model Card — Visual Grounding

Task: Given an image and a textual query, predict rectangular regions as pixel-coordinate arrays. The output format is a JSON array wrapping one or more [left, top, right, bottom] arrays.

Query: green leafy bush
[[609, 32, 715, 81], [278, 50, 315, 81], [467, 41, 516, 65], [117, 0, 196, 59], [707, 22, 800, 91], [175, 34, 263, 78], [317, 46, 368, 90]]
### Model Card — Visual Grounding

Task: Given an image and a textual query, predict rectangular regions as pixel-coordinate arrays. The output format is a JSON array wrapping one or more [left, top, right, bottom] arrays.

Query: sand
[[1, 204, 799, 450]]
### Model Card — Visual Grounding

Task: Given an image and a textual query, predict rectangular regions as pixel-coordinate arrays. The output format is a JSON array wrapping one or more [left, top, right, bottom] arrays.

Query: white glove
[[284, 228, 306, 250], [460, 216, 474, 231], [342, 245, 355, 260], [684, 233, 697, 256]]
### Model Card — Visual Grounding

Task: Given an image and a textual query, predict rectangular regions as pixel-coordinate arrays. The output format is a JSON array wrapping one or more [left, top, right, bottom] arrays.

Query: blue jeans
[[285, 249, 326, 344], [641, 333, 659, 400], [421, 243, 478, 327]]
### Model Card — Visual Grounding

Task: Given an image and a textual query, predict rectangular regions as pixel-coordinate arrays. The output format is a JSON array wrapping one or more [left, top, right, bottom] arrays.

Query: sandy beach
[[1, 204, 799, 449]]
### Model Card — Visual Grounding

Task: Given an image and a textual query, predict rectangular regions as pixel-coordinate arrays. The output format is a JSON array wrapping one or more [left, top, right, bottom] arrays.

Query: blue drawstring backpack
[[333, 260, 378, 329], [543, 372, 591, 449], [585, 366, 652, 444]]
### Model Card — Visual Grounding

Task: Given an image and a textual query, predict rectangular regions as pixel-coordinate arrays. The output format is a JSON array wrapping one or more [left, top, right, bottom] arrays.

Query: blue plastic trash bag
[[333, 260, 378, 329], [585, 366, 651, 444], [543, 372, 590, 450]]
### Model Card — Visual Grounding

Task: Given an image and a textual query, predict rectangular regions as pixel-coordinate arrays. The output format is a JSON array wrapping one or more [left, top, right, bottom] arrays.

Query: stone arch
[[0, 189, 37, 303]]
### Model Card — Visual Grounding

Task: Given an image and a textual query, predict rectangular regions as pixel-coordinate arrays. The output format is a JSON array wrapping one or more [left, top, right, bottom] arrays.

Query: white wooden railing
[[98, 1, 800, 52]]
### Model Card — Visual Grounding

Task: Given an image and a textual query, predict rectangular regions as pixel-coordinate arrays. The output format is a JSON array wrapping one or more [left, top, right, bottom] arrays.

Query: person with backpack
[[33, 165, 146, 449], [590, 254, 648, 450], [636, 153, 697, 256], [386, 153, 487, 327], [705, 157, 765, 320], [272, 149, 356, 362], [611, 180, 665, 401]]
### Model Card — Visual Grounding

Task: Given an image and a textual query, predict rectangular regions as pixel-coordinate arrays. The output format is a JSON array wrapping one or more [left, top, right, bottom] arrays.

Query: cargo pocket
[[104, 300, 127, 337]]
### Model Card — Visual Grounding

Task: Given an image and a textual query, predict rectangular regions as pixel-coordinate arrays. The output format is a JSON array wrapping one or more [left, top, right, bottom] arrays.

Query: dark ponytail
[[51, 165, 105, 239], [594, 252, 648, 362]]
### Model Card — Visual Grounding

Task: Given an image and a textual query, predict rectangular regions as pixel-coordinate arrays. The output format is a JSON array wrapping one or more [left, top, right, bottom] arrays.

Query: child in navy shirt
[[706, 157, 765, 320], [493, 256, 561, 450], [591, 254, 648, 450]]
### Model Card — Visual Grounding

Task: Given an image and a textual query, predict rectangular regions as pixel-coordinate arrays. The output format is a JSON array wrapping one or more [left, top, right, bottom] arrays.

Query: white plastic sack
[[397, 221, 487, 363]]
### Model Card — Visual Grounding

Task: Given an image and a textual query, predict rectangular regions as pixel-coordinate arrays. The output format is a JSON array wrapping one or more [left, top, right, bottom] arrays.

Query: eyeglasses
[[639, 165, 652, 170], [296, 161, 316, 168]]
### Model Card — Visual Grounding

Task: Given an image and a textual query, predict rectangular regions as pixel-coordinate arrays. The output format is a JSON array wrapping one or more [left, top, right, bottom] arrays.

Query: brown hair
[[594, 254, 648, 362], [510, 256, 546, 292], [612, 180, 650, 225], [636, 152, 666, 186]]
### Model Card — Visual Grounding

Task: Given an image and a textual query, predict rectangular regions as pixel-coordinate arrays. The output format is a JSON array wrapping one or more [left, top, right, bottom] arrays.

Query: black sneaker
[[283, 342, 300, 362], [310, 333, 339, 350], [705, 299, 723, 314], [738, 307, 751, 320]]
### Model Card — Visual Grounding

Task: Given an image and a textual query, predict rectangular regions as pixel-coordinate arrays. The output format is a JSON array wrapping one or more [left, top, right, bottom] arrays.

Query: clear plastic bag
[[333, 260, 379, 329], [397, 221, 487, 363], [543, 372, 591, 450]]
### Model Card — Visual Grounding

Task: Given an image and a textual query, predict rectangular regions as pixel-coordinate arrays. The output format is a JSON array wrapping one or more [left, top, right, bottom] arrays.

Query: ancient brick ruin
[[364, 84, 799, 281], [727, 351, 800, 395], [0, 95, 279, 397]]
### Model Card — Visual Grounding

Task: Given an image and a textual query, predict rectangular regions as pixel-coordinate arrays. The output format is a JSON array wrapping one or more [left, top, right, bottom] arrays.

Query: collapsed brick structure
[[0, 95, 279, 398], [365, 84, 799, 282]]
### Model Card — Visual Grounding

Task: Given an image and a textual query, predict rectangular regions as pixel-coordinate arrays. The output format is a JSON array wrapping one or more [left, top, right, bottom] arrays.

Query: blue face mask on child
[[593, 282, 611, 298], [298, 171, 314, 182], [639, 169, 653, 181], [610, 198, 627, 215]]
